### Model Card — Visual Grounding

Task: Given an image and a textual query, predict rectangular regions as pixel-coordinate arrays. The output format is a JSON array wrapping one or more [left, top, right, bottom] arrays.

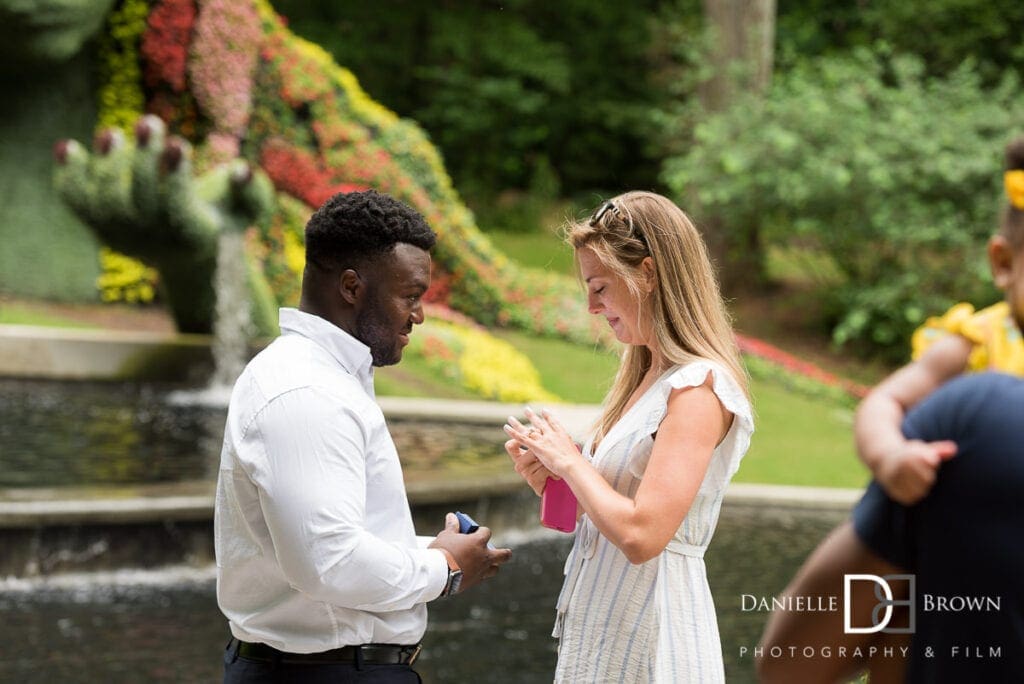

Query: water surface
[[0, 379, 509, 488], [0, 509, 843, 683]]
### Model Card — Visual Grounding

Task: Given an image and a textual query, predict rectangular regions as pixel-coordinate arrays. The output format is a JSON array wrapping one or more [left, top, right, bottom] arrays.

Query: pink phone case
[[540, 477, 577, 532]]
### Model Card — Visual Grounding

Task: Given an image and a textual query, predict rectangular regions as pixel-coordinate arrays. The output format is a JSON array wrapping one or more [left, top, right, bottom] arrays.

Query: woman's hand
[[503, 408, 582, 479], [503, 435, 551, 497]]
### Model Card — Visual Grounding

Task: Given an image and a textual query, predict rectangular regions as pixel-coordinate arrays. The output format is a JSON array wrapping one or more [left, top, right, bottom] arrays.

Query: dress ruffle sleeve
[[627, 361, 754, 483]]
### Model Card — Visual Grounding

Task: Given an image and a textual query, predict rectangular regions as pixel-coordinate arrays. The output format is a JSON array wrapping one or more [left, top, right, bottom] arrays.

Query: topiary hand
[[53, 115, 277, 335]]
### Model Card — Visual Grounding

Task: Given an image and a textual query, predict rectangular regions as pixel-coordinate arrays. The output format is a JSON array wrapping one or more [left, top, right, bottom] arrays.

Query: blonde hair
[[567, 191, 749, 444]]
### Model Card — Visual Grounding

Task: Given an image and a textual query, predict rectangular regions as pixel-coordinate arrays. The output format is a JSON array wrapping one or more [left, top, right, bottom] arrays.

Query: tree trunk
[[700, 0, 776, 111], [698, 0, 776, 293]]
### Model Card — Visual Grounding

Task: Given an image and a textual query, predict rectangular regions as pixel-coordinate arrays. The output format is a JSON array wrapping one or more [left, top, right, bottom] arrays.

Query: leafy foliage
[[776, 0, 1024, 85], [663, 49, 1022, 359], [271, 0, 671, 199]]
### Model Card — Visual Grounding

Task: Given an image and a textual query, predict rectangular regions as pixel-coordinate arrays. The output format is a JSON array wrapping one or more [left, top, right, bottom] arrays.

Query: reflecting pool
[[0, 508, 844, 683], [0, 380, 509, 488]]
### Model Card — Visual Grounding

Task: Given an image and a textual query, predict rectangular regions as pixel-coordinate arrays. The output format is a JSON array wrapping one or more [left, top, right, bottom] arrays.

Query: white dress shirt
[[215, 308, 449, 653]]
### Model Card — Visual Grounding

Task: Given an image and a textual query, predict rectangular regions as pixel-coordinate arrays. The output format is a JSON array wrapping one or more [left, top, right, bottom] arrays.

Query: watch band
[[440, 549, 463, 597]]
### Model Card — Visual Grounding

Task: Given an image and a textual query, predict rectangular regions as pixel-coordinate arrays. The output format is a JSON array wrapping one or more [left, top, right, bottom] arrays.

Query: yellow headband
[[1006, 170, 1024, 210]]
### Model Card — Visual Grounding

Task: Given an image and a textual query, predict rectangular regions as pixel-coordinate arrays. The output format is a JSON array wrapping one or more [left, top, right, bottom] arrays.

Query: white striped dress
[[552, 361, 754, 683]]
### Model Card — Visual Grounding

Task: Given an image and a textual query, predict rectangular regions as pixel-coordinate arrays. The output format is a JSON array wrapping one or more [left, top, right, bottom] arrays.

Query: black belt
[[233, 639, 422, 666]]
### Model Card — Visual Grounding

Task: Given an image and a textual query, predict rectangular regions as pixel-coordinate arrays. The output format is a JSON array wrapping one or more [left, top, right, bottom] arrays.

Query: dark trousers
[[223, 639, 423, 683]]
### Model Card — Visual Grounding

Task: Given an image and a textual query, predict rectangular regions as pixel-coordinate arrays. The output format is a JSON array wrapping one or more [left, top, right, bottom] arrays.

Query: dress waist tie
[[664, 538, 706, 559]]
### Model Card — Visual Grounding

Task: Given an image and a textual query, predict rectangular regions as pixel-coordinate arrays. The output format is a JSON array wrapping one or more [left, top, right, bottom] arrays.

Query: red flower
[[260, 138, 368, 207], [423, 267, 452, 306], [141, 0, 196, 92], [735, 333, 869, 399]]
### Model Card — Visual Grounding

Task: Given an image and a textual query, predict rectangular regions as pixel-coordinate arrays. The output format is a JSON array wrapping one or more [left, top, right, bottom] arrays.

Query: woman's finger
[[507, 415, 529, 431], [503, 423, 527, 441], [505, 416, 536, 442], [540, 408, 567, 435], [524, 406, 554, 435]]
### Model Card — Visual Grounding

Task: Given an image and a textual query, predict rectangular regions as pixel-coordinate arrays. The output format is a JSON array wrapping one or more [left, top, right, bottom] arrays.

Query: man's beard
[[355, 301, 401, 367]]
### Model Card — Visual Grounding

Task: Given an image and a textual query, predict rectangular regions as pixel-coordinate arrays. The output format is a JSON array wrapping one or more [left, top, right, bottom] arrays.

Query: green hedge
[[0, 55, 101, 302]]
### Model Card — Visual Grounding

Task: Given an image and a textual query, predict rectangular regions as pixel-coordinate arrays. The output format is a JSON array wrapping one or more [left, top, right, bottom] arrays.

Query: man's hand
[[875, 440, 957, 505], [429, 513, 512, 594]]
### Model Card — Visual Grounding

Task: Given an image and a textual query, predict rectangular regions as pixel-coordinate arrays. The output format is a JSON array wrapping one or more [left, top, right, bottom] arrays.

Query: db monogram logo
[[843, 574, 916, 634]]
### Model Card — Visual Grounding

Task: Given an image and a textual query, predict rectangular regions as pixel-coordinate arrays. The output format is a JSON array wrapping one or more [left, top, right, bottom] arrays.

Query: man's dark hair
[[304, 190, 436, 271]]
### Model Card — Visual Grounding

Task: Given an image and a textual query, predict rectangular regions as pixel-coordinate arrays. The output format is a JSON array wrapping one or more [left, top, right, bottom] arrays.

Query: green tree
[[663, 49, 1023, 359], [775, 0, 1024, 84], [273, 0, 672, 200]]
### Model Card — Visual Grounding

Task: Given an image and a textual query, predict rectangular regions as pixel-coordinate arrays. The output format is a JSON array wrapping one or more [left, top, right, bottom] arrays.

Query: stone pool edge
[[0, 480, 863, 528]]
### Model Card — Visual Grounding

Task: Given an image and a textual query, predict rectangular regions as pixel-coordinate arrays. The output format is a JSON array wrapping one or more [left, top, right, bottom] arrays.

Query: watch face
[[450, 570, 463, 595]]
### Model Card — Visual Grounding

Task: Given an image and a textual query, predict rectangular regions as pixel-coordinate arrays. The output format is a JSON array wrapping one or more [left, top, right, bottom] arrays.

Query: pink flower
[[188, 0, 262, 135]]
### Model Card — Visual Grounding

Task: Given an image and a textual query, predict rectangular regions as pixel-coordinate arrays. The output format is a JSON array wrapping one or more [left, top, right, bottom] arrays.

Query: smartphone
[[540, 477, 577, 533]]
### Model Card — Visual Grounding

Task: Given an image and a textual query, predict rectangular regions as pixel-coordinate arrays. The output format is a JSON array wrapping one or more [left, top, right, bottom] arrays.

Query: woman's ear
[[988, 235, 1014, 289], [641, 256, 656, 293], [339, 269, 363, 305]]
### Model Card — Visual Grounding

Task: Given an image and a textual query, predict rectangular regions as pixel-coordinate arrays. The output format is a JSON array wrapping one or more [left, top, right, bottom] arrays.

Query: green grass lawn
[[486, 229, 576, 276], [485, 328, 869, 489], [491, 328, 619, 403], [737, 379, 865, 488], [380, 323, 867, 490], [374, 357, 480, 400], [0, 302, 94, 328], [765, 243, 844, 286]]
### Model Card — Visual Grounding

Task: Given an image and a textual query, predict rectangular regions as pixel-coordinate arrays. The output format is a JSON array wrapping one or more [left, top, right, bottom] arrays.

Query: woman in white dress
[[505, 191, 754, 683]]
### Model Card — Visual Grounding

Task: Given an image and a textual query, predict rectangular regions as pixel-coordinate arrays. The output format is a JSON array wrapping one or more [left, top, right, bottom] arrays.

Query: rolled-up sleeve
[[245, 386, 449, 611]]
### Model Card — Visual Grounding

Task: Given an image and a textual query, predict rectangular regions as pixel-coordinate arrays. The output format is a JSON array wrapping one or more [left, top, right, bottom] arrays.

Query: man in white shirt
[[216, 189, 512, 682]]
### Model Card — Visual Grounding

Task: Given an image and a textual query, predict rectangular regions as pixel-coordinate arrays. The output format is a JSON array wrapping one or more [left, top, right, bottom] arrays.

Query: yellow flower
[[1005, 170, 1024, 210], [96, 248, 158, 304], [408, 320, 558, 402], [283, 230, 305, 276]]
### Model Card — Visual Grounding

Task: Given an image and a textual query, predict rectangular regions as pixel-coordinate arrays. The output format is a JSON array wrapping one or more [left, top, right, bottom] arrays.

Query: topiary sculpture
[[55, 116, 277, 334], [48, 0, 603, 348]]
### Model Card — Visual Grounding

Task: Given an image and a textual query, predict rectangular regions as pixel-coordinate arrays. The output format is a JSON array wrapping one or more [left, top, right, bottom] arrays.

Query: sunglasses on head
[[589, 200, 623, 227], [589, 200, 648, 251]]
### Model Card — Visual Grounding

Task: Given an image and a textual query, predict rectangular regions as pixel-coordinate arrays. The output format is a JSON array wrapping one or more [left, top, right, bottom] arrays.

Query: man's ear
[[988, 235, 1014, 289], [339, 269, 362, 305], [641, 256, 656, 293]]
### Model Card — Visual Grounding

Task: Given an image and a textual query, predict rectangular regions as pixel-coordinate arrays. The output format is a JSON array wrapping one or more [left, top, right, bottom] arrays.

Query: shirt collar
[[278, 308, 374, 390]]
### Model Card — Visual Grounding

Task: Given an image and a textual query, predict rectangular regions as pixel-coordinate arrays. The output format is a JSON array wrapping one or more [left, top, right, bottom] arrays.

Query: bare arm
[[507, 377, 729, 565], [854, 334, 967, 504], [757, 521, 909, 684]]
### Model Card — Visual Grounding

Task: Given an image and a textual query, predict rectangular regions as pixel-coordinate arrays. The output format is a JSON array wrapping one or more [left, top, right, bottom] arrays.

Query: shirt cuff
[[421, 547, 451, 601]]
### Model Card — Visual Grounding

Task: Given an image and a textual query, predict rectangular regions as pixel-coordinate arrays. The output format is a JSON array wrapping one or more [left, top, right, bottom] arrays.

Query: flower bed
[[408, 319, 559, 403], [89, 0, 597, 349], [737, 333, 870, 407]]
